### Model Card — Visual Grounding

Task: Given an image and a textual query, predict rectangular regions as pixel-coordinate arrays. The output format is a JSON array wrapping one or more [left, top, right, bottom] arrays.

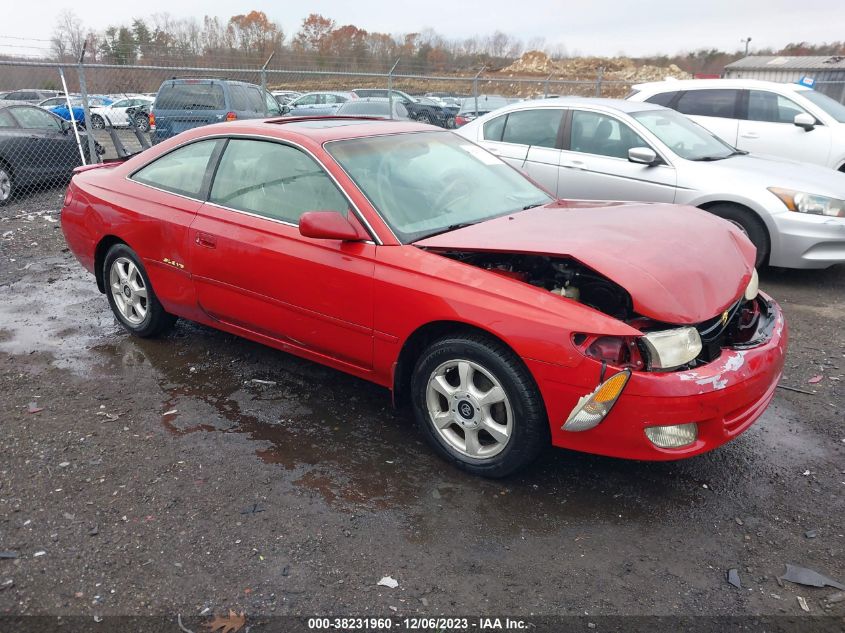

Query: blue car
[[151, 78, 282, 143], [51, 96, 113, 127]]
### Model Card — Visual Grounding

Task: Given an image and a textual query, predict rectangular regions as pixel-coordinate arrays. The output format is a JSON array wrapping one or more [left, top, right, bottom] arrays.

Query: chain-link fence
[[0, 57, 629, 206]]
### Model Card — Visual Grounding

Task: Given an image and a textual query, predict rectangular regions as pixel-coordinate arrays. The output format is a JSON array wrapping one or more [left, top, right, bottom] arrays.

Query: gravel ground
[[0, 188, 843, 632]]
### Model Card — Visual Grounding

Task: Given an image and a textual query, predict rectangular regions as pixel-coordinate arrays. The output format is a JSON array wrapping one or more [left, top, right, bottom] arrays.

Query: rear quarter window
[[644, 91, 678, 107], [131, 139, 220, 198], [674, 89, 739, 119], [155, 84, 225, 111]]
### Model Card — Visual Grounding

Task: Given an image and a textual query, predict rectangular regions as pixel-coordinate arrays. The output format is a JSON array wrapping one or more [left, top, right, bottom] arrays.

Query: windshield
[[801, 90, 845, 123], [326, 131, 551, 243], [632, 109, 735, 160]]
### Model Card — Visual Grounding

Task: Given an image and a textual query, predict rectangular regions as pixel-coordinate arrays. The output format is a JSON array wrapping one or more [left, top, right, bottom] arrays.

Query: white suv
[[628, 79, 845, 172]]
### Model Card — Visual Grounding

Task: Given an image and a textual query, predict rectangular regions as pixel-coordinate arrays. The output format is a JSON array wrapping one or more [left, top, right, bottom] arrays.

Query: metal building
[[724, 55, 845, 103]]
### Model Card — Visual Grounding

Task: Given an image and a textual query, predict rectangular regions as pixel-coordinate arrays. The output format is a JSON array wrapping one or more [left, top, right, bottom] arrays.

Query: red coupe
[[61, 117, 787, 477]]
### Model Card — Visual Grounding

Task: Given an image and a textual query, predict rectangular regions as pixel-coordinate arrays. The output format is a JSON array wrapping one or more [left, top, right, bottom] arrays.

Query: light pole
[[741, 37, 752, 57]]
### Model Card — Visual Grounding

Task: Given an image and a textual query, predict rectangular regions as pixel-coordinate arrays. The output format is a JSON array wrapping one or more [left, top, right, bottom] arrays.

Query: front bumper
[[768, 211, 845, 269], [530, 294, 787, 461]]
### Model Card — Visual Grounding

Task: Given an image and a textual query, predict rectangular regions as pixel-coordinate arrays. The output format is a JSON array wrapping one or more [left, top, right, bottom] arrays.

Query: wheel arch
[[392, 319, 528, 408], [93, 235, 129, 293]]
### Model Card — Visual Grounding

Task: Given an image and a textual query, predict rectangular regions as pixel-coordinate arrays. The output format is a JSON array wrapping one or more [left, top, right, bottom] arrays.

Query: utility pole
[[741, 37, 752, 57]]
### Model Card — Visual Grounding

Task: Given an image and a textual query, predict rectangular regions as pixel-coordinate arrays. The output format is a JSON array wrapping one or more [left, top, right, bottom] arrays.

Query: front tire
[[0, 164, 14, 206], [90, 114, 105, 130], [705, 203, 769, 268], [411, 334, 549, 477], [103, 244, 176, 337]]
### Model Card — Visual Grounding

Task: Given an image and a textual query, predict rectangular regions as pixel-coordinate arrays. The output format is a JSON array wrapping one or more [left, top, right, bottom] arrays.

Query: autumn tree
[[227, 11, 283, 57], [294, 14, 335, 52]]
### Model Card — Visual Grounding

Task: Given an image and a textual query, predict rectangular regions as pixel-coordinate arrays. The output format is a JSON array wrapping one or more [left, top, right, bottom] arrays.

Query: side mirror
[[793, 112, 816, 131], [628, 146, 658, 165], [299, 211, 365, 241], [280, 104, 291, 115]]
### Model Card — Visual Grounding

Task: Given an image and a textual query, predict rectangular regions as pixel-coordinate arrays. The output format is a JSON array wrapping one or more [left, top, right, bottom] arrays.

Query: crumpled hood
[[416, 201, 756, 324]]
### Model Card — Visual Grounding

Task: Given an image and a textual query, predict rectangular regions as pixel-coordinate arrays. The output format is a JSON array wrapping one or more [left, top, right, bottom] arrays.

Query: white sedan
[[89, 96, 153, 129]]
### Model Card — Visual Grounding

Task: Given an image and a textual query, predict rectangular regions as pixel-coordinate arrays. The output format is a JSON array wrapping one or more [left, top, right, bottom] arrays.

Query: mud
[[0, 190, 843, 620]]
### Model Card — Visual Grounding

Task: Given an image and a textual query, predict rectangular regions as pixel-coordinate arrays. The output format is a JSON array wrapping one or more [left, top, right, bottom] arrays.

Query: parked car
[[0, 103, 102, 204], [454, 95, 517, 127], [628, 79, 845, 172], [271, 90, 301, 106], [51, 96, 114, 126], [125, 102, 153, 132], [457, 98, 845, 269], [351, 89, 453, 127], [90, 95, 154, 129], [334, 98, 410, 119], [38, 95, 76, 109], [61, 117, 785, 476], [281, 91, 356, 117], [151, 78, 282, 143], [1, 89, 64, 104]]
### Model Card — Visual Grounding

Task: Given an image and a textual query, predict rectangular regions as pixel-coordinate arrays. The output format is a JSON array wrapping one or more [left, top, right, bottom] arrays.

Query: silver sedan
[[456, 98, 845, 269]]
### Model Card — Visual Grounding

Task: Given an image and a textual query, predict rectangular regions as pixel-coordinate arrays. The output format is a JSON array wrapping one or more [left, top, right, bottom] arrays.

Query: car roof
[[487, 97, 664, 114], [176, 116, 434, 144], [632, 78, 812, 92]]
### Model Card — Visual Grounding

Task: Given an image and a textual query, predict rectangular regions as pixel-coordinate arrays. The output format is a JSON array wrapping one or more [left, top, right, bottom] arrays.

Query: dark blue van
[[151, 78, 282, 143]]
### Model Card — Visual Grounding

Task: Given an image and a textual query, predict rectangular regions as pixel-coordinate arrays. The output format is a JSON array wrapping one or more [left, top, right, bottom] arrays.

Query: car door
[[558, 108, 676, 202], [9, 105, 80, 178], [189, 138, 376, 369], [108, 99, 132, 126], [476, 108, 565, 195], [737, 89, 832, 165], [288, 93, 318, 115], [672, 89, 742, 146]]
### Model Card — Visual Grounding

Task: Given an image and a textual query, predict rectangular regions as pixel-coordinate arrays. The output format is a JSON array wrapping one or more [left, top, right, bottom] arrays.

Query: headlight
[[745, 268, 759, 301], [768, 187, 845, 218], [641, 327, 702, 370]]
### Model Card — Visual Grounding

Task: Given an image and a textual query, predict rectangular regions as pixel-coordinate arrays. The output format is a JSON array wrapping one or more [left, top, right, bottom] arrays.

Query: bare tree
[[51, 10, 87, 61]]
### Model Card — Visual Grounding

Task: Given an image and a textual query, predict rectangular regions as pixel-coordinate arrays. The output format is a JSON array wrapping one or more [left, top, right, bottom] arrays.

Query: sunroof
[[269, 117, 389, 128]]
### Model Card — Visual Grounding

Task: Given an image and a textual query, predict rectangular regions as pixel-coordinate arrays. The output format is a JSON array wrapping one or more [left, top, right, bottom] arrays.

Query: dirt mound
[[500, 51, 691, 83]]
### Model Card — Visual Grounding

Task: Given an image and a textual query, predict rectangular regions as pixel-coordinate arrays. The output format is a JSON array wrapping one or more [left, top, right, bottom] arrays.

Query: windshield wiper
[[417, 222, 478, 241], [522, 203, 543, 210], [692, 155, 730, 162]]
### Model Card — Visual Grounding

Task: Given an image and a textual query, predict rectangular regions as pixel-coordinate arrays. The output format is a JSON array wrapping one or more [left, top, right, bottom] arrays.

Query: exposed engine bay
[[438, 251, 635, 321], [434, 250, 774, 372]]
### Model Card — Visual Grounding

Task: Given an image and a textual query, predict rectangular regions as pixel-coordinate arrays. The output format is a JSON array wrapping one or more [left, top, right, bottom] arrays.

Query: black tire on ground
[[135, 115, 150, 132], [416, 112, 433, 125], [445, 116, 456, 129], [102, 243, 177, 338], [704, 203, 769, 268], [90, 115, 105, 130], [410, 333, 550, 478], [0, 162, 14, 206]]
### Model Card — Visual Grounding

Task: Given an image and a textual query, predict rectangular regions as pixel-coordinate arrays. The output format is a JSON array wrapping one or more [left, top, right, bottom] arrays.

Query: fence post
[[473, 66, 486, 116], [595, 66, 604, 97], [261, 52, 275, 115], [544, 73, 552, 98], [387, 58, 400, 120], [77, 42, 100, 164], [58, 67, 87, 165]]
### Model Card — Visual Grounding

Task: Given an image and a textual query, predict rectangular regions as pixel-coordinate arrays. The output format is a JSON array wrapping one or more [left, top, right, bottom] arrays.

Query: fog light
[[644, 423, 698, 449], [563, 370, 631, 432]]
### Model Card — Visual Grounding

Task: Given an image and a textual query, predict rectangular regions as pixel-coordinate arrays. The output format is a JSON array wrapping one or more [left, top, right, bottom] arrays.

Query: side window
[[245, 88, 264, 112], [297, 94, 317, 106], [113, 99, 130, 108], [644, 91, 679, 107], [747, 90, 808, 123], [12, 106, 61, 130], [0, 110, 17, 127], [570, 110, 650, 159], [501, 109, 564, 148], [483, 114, 507, 141], [131, 139, 220, 198], [229, 86, 249, 111], [209, 140, 348, 225], [675, 89, 739, 119]]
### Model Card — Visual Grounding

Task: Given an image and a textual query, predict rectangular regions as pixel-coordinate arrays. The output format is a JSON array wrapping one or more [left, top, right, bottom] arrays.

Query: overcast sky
[[3, 0, 844, 58]]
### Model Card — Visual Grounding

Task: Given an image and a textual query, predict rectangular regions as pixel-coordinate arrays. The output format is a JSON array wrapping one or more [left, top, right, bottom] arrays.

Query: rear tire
[[103, 244, 176, 338], [91, 114, 105, 130], [410, 333, 549, 478], [704, 203, 769, 268], [134, 115, 150, 132]]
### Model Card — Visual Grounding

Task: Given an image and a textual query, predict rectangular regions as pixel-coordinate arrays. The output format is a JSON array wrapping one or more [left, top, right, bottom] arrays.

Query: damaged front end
[[433, 250, 781, 444]]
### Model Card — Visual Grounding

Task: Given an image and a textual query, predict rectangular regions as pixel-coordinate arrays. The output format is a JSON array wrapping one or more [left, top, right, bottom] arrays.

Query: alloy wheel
[[109, 256, 148, 325], [425, 359, 513, 459]]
